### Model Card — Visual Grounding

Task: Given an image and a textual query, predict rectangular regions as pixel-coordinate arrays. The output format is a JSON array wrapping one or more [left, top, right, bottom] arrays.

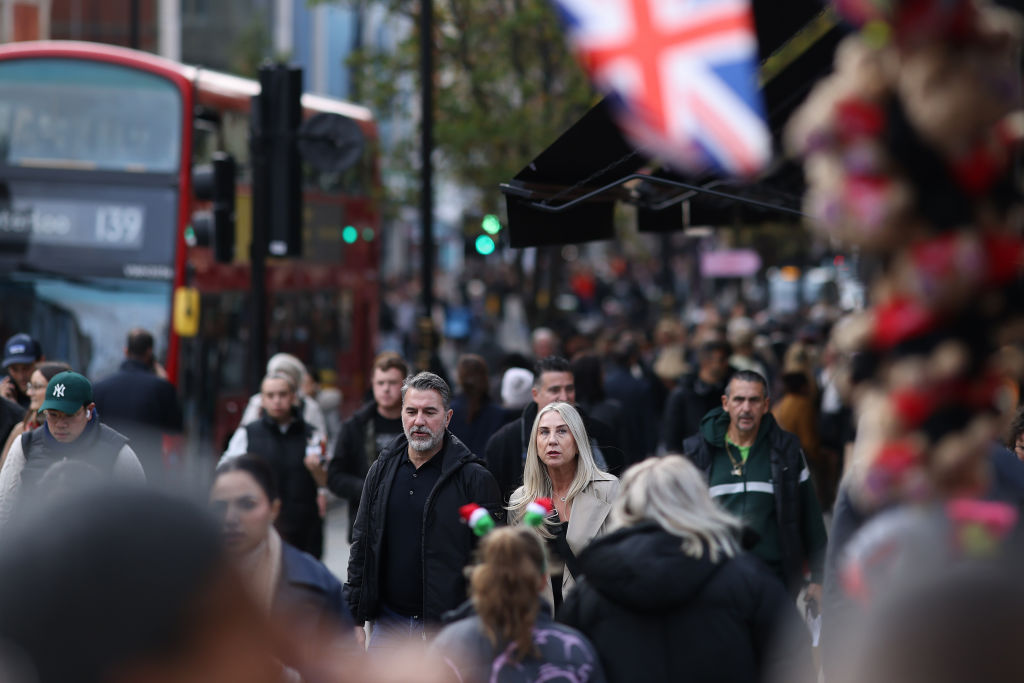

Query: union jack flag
[[552, 0, 771, 177]]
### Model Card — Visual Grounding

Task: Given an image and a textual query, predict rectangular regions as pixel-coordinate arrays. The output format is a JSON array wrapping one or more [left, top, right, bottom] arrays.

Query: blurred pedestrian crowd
[[1, 0, 1023, 666], [0, 286, 1021, 683]]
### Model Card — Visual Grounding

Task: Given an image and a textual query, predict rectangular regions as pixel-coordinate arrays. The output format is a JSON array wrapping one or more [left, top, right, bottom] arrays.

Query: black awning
[[502, 99, 647, 247], [500, 2, 845, 247]]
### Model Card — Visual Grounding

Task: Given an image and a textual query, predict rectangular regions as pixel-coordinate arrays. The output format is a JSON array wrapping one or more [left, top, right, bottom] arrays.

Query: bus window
[[0, 274, 171, 380], [198, 291, 249, 393], [192, 118, 219, 167], [267, 289, 353, 375], [0, 59, 182, 173]]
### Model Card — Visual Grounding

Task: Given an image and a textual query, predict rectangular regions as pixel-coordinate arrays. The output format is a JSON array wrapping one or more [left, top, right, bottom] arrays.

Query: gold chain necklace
[[724, 436, 744, 477]]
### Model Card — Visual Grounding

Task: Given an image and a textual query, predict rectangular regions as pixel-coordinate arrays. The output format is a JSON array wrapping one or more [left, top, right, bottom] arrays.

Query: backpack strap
[[554, 523, 583, 579]]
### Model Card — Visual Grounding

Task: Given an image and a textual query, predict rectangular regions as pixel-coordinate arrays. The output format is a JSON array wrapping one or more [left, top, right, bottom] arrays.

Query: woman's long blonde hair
[[469, 527, 546, 662], [507, 402, 602, 538], [612, 455, 742, 562]]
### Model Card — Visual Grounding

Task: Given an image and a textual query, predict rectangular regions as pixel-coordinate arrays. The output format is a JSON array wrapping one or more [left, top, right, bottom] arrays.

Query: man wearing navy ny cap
[[0, 371, 145, 526], [1, 333, 43, 410]]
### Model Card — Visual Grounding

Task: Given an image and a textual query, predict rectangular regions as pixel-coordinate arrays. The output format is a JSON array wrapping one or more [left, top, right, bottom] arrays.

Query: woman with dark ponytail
[[431, 527, 605, 683]]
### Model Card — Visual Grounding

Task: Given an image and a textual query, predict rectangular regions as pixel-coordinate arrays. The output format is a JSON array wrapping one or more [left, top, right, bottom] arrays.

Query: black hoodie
[[558, 523, 813, 683]]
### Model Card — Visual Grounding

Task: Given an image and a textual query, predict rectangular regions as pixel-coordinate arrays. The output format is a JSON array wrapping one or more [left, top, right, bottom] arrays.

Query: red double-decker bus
[[0, 41, 380, 457]]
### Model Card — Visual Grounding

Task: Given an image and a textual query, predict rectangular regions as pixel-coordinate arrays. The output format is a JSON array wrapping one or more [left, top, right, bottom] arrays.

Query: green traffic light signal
[[342, 225, 358, 243], [481, 214, 502, 235], [475, 234, 496, 255]]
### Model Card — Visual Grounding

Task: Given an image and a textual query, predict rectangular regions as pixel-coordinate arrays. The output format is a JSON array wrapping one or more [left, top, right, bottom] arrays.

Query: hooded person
[[559, 456, 813, 683]]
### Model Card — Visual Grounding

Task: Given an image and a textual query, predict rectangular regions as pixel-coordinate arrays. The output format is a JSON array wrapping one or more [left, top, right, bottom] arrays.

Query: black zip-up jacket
[[344, 431, 501, 624], [326, 401, 392, 539]]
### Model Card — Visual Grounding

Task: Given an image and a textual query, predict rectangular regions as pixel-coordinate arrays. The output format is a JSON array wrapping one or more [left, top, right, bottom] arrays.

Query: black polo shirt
[[380, 446, 445, 617]]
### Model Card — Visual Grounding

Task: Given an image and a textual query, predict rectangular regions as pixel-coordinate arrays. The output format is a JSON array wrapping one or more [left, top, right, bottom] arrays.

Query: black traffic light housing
[[255, 64, 303, 257], [189, 152, 236, 263]]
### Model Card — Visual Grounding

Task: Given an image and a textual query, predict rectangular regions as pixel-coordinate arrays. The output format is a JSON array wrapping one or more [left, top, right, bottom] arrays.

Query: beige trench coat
[[511, 469, 620, 609]]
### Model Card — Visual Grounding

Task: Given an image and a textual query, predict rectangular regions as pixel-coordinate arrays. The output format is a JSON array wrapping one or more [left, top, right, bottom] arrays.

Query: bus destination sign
[[0, 198, 145, 250]]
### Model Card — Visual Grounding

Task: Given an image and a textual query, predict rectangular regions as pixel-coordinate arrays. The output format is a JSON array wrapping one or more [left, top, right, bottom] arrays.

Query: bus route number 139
[[95, 205, 144, 247]]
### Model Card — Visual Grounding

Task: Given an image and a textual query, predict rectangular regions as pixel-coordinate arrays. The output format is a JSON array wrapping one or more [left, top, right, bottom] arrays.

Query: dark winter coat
[[559, 523, 813, 683], [661, 373, 726, 454], [327, 401, 391, 534], [484, 402, 625, 503], [603, 363, 657, 464], [92, 359, 183, 470], [277, 541, 353, 631], [345, 432, 501, 624], [448, 394, 508, 460]]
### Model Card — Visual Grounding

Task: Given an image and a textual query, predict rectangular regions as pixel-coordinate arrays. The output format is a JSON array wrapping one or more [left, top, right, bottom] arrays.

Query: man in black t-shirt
[[373, 412, 402, 454], [327, 352, 409, 538]]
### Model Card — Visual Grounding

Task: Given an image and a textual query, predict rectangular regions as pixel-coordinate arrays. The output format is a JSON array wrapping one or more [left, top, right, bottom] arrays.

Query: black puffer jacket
[[345, 432, 501, 624], [559, 523, 812, 683]]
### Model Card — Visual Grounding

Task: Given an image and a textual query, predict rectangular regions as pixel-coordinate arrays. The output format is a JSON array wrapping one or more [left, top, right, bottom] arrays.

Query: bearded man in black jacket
[[345, 372, 501, 649]]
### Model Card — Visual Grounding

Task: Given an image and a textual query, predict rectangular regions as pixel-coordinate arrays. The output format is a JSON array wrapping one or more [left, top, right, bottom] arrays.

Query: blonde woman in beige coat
[[508, 401, 619, 611]]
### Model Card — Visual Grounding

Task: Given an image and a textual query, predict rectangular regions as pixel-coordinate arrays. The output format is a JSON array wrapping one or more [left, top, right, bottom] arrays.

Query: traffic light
[[188, 152, 236, 263], [481, 214, 501, 236], [256, 64, 303, 257], [466, 213, 503, 257], [474, 234, 496, 255]]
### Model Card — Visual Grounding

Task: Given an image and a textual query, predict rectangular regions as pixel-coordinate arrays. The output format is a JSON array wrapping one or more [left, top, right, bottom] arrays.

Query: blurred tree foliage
[[317, 0, 597, 208], [229, 13, 273, 78]]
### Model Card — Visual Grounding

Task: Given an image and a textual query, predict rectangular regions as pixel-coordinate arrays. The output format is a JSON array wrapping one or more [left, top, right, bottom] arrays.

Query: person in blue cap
[[0, 333, 43, 410], [0, 370, 144, 526]]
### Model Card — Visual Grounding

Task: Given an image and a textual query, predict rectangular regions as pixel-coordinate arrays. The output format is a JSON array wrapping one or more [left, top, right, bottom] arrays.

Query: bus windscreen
[[0, 58, 182, 173]]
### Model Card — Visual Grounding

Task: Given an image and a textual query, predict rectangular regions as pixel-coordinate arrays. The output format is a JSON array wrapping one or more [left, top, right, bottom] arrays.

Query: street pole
[[249, 89, 270, 396], [418, 0, 435, 372], [129, 0, 140, 49]]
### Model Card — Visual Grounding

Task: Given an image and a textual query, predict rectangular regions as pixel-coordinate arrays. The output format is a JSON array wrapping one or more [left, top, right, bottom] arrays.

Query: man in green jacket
[[683, 370, 828, 601]]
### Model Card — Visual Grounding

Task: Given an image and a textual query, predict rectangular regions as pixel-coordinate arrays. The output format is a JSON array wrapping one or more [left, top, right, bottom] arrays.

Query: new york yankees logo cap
[[39, 371, 92, 415]]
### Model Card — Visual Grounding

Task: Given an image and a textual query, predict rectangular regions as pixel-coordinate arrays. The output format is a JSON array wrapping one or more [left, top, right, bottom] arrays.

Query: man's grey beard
[[407, 427, 443, 453]]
